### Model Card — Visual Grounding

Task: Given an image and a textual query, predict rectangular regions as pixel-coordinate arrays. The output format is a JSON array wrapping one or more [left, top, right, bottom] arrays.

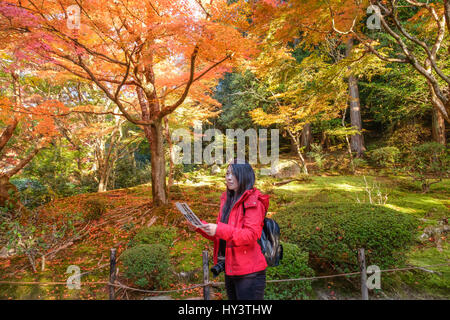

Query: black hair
[[221, 158, 256, 223]]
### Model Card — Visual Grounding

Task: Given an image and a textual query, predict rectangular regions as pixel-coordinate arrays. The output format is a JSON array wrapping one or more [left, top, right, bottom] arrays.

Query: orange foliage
[[0, 0, 258, 125]]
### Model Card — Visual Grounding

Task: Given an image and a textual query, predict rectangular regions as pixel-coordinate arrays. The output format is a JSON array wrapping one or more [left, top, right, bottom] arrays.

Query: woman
[[193, 158, 269, 300]]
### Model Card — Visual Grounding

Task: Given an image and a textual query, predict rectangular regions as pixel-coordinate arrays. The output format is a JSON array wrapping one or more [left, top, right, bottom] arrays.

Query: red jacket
[[196, 187, 269, 276]]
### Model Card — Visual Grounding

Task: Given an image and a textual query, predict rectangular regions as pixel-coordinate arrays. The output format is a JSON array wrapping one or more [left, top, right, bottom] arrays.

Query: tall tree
[[0, 94, 63, 208], [250, 0, 449, 141], [346, 37, 366, 156], [249, 44, 351, 173], [328, 0, 449, 128], [0, 0, 256, 206]]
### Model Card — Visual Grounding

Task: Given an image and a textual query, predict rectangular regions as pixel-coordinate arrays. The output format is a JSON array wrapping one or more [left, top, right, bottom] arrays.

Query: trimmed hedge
[[265, 242, 315, 300], [120, 244, 171, 289], [276, 203, 419, 273]]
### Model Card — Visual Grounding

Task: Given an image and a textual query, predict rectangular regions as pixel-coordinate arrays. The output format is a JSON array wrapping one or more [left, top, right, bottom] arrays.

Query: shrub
[[404, 142, 449, 193], [265, 242, 315, 300], [83, 198, 107, 221], [307, 144, 327, 170], [171, 164, 185, 183], [10, 178, 50, 209], [367, 147, 401, 168], [120, 244, 171, 289], [352, 158, 368, 169], [130, 225, 177, 248], [112, 157, 151, 189], [276, 203, 419, 274], [387, 123, 431, 153]]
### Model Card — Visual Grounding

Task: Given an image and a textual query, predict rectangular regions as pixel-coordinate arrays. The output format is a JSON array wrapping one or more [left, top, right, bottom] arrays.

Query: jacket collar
[[220, 187, 262, 207]]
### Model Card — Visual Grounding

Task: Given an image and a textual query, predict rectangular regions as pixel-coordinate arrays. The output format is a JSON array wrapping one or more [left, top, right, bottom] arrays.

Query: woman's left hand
[[198, 223, 217, 237]]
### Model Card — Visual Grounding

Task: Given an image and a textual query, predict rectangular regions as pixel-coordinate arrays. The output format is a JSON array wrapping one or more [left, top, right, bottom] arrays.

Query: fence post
[[358, 248, 369, 300], [109, 248, 117, 300], [202, 250, 210, 300]]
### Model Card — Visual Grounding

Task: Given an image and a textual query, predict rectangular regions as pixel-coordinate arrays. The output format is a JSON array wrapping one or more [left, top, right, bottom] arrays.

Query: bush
[[265, 242, 315, 300], [404, 142, 449, 193], [120, 244, 171, 289], [130, 225, 177, 248], [387, 123, 431, 153], [112, 157, 152, 189], [10, 178, 50, 209], [352, 158, 368, 169], [307, 144, 327, 170], [276, 203, 419, 274], [367, 147, 401, 168], [83, 198, 107, 221]]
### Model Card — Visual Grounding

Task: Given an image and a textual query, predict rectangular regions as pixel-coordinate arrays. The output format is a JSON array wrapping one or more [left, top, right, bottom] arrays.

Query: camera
[[210, 258, 225, 278]]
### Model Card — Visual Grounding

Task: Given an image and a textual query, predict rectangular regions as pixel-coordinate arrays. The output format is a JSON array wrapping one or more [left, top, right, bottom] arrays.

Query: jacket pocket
[[229, 244, 253, 270]]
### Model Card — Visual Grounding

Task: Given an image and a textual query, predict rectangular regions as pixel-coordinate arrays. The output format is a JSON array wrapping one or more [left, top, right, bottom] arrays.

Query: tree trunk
[[0, 118, 18, 153], [301, 123, 313, 152], [346, 38, 366, 157], [289, 133, 297, 154], [97, 164, 109, 193], [163, 116, 174, 190], [145, 119, 168, 206], [432, 107, 446, 145], [425, 57, 447, 146], [0, 175, 27, 214], [288, 131, 308, 174]]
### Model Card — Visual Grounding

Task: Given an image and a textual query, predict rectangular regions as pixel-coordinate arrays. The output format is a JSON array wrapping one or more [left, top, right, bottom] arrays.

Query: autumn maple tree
[[0, 0, 256, 207], [0, 61, 65, 210]]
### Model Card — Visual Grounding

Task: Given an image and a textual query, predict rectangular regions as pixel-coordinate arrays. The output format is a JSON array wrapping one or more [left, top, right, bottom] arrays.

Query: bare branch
[[383, 1, 450, 85], [160, 52, 232, 108]]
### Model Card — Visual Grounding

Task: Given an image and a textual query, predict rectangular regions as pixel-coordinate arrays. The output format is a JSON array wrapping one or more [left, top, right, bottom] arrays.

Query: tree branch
[[159, 50, 232, 118]]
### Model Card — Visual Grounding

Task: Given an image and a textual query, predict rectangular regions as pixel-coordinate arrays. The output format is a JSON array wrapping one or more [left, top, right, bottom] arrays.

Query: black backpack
[[243, 203, 283, 267]]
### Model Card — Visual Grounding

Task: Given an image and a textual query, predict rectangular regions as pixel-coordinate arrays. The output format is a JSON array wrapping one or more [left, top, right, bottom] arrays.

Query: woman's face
[[225, 165, 238, 191]]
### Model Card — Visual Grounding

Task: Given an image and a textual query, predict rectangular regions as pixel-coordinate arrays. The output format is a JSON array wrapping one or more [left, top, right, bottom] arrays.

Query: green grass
[[2, 170, 448, 300], [251, 174, 448, 299], [401, 242, 450, 298], [267, 176, 449, 220]]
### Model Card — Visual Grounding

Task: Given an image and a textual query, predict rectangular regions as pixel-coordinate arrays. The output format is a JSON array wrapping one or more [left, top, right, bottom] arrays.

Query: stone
[[210, 164, 221, 175], [270, 160, 302, 179]]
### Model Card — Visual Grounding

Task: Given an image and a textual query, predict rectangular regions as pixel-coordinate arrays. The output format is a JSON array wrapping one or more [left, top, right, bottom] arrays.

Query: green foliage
[[265, 242, 315, 300], [401, 242, 450, 297], [1, 220, 47, 271], [367, 147, 401, 168], [213, 71, 272, 130], [0, 209, 62, 272], [130, 225, 177, 248], [404, 142, 449, 192], [171, 163, 185, 182], [112, 156, 152, 189], [21, 141, 97, 199], [276, 203, 419, 274], [307, 143, 327, 170], [120, 244, 171, 289], [83, 198, 107, 221], [352, 158, 368, 169], [387, 123, 431, 153], [360, 64, 431, 131], [10, 178, 49, 209]]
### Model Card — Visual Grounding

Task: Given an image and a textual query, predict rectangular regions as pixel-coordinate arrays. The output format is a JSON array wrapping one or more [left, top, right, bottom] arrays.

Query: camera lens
[[210, 260, 225, 278]]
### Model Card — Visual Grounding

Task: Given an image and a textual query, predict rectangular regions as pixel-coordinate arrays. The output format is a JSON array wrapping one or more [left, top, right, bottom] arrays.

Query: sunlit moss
[[384, 204, 417, 214]]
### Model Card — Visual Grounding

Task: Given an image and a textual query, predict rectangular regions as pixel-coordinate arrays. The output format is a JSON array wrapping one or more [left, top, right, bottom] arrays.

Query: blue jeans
[[224, 269, 266, 300]]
